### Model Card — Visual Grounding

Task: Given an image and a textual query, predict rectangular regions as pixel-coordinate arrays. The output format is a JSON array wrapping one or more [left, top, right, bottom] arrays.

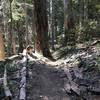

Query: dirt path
[[27, 62, 70, 100]]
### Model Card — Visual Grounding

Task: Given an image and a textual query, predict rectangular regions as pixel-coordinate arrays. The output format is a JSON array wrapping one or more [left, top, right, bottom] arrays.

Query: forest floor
[[0, 41, 100, 100]]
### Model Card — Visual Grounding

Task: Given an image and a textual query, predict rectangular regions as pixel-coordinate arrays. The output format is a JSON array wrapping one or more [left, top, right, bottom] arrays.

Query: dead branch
[[19, 56, 27, 100], [3, 67, 12, 100], [85, 40, 100, 50], [19, 67, 26, 100]]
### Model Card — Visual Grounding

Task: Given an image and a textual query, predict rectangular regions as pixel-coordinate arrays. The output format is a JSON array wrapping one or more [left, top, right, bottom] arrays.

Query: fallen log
[[3, 67, 12, 100], [19, 55, 27, 100], [19, 67, 26, 100], [90, 40, 100, 46], [84, 40, 100, 51], [0, 54, 23, 65], [7, 54, 23, 61]]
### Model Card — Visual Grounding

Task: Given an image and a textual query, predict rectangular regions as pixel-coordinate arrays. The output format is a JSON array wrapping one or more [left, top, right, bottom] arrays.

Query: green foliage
[[95, 4, 100, 18], [96, 4, 100, 10], [72, 0, 78, 4], [88, 20, 98, 30], [57, 34, 64, 44], [75, 19, 98, 41], [11, 0, 25, 21]]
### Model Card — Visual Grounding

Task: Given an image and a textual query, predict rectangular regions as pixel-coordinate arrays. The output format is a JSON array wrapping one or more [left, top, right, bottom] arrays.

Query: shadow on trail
[[27, 61, 82, 100], [27, 62, 67, 100]]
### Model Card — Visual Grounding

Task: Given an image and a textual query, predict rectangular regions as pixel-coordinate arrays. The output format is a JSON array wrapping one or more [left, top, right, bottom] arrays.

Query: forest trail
[[0, 44, 100, 100], [27, 61, 70, 100]]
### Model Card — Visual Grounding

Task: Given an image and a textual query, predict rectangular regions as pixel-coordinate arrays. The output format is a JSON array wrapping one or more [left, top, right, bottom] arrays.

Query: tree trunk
[[8, 0, 16, 56], [77, 0, 84, 42], [64, 0, 75, 46], [0, 32, 5, 60], [64, 0, 69, 40], [0, 0, 7, 60], [17, 21, 24, 53], [51, 0, 55, 50], [84, 0, 88, 21], [33, 0, 52, 58], [31, 3, 35, 52], [25, 0, 29, 46]]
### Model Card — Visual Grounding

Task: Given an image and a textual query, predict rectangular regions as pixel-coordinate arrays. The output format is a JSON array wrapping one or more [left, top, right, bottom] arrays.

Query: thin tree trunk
[[84, 0, 88, 21], [51, 0, 55, 50], [64, 0, 69, 39], [8, 0, 16, 55], [31, 1, 35, 52], [17, 21, 24, 53], [64, 0, 75, 46], [77, 0, 84, 42], [24, 0, 29, 46], [48, 0, 51, 48]]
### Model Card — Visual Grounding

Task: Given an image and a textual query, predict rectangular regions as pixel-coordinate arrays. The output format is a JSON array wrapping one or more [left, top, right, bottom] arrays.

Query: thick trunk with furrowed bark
[[33, 0, 52, 58]]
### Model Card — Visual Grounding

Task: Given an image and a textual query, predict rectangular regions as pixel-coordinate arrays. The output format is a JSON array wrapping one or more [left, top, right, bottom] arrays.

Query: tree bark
[[64, 0, 75, 46], [51, 0, 55, 50], [33, 0, 52, 58], [8, 0, 16, 56], [24, 0, 29, 46], [0, 0, 6, 60], [0, 32, 5, 60], [17, 21, 25, 53]]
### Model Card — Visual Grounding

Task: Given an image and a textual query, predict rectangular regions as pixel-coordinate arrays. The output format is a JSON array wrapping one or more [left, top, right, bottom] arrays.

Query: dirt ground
[[27, 62, 70, 100]]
